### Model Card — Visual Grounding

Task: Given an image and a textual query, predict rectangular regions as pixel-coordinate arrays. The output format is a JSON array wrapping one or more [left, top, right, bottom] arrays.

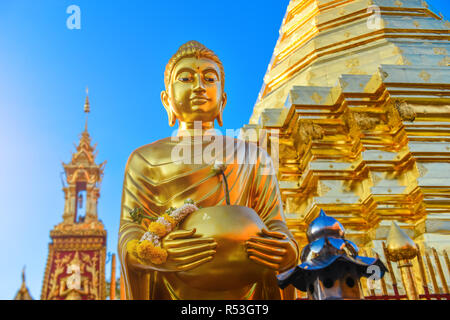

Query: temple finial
[[22, 266, 25, 283], [84, 87, 90, 131], [386, 221, 417, 261], [84, 87, 90, 113]]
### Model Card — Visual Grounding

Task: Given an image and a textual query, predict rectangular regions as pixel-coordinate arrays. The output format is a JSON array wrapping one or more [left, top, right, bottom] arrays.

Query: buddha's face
[[162, 57, 227, 126]]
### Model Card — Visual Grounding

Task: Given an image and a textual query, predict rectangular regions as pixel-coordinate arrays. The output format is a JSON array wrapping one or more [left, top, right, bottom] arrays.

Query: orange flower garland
[[127, 199, 199, 265]]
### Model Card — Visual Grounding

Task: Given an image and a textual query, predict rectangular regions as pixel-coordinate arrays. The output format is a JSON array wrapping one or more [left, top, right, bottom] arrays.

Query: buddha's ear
[[217, 92, 227, 127], [161, 90, 176, 127]]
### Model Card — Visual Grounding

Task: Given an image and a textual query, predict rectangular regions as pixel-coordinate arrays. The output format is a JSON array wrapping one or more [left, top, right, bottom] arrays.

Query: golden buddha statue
[[118, 40, 299, 300]]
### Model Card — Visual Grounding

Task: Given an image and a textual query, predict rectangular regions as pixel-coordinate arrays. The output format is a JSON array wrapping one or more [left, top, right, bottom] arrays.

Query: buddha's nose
[[193, 74, 206, 93]]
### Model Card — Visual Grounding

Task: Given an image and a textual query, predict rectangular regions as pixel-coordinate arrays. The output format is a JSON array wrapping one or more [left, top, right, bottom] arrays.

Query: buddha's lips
[[190, 96, 210, 101], [191, 97, 210, 106]]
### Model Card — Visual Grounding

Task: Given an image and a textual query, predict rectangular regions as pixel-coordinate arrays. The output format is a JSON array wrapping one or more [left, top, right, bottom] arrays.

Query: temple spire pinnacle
[[14, 266, 32, 300], [84, 87, 90, 131]]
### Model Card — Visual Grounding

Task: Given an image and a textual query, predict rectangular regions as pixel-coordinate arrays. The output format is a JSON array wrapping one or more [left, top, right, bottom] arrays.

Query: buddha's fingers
[[165, 228, 197, 240], [247, 249, 283, 264], [260, 228, 287, 240], [176, 256, 214, 271], [172, 249, 216, 264], [164, 237, 216, 249], [248, 255, 279, 271], [246, 240, 287, 256], [248, 236, 290, 248], [167, 242, 217, 257]]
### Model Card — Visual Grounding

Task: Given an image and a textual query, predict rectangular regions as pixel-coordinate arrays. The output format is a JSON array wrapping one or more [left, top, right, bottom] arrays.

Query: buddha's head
[[161, 41, 227, 129]]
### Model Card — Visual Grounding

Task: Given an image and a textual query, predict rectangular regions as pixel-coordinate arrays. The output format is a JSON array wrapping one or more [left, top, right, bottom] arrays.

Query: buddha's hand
[[246, 228, 298, 272], [162, 228, 217, 272]]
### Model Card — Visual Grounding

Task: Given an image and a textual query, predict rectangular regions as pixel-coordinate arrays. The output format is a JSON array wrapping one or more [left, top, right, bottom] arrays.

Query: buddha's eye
[[204, 72, 218, 83], [177, 72, 193, 82]]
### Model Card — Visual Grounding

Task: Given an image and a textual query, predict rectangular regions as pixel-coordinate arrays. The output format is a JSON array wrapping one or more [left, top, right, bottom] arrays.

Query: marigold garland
[[147, 222, 167, 237], [127, 199, 199, 265]]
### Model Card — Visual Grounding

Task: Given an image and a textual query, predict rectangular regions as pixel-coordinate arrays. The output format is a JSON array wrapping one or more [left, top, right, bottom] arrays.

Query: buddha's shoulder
[[126, 137, 177, 167]]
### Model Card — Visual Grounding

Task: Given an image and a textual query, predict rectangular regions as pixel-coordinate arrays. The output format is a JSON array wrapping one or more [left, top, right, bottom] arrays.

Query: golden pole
[[375, 252, 388, 296], [444, 249, 450, 277], [386, 222, 419, 300], [110, 254, 116, 300], [382, 242, 400, 297], [425, 251, 440, 294], [415, 245, 430, 298], [432, 248, 449, 294], [397, 259, 419, 300]]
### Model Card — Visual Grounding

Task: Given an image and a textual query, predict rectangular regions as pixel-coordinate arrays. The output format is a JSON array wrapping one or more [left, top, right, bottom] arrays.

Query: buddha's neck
[[177, 121, 216, 137]]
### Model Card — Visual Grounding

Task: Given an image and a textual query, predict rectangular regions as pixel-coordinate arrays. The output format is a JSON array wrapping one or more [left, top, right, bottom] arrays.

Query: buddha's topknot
[[164, 40, 225, 90]]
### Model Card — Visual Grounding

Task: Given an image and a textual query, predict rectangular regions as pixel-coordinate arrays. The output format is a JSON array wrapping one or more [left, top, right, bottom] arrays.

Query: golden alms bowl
[[177, 205, 268, 291]]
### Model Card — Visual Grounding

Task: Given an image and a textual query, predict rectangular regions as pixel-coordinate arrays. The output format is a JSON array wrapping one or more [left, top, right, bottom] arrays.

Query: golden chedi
[[118, 41, 299, 300]]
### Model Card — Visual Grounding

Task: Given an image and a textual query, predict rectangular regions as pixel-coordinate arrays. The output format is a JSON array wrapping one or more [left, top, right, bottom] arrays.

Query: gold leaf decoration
[[319, 181, 331, 196], [311, 92, 323, 104], [346, 58, 360, 68], [419, 70, 431, 82], [417, 163, 428, 177], [372, 173, 382, 186], [433, 47, 447, 55], [438, 57, 450, 67]]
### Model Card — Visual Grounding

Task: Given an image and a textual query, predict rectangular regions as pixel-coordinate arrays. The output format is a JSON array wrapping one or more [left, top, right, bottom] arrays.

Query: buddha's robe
[[118, 135, 298, 300]]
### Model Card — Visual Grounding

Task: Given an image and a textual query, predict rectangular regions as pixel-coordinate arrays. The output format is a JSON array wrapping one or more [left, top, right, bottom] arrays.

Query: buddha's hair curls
[[164, 40, 225, 90]]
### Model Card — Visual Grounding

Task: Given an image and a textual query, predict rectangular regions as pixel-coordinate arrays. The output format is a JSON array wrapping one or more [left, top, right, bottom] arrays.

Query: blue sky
[[0, 0, 448, 299]]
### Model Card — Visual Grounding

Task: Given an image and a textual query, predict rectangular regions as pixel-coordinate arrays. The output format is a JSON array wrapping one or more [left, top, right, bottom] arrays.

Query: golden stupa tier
[[246, 0, 450, 261], [248, 64, 450, 249], [251, 0, 450, 123]]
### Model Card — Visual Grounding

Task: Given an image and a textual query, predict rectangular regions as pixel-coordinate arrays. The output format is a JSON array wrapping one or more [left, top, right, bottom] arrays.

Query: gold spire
[[14, 266, 33, 300], [84, 87, 90, 131], [84, 87, 90, 113], [386, 221, 418, 261]]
